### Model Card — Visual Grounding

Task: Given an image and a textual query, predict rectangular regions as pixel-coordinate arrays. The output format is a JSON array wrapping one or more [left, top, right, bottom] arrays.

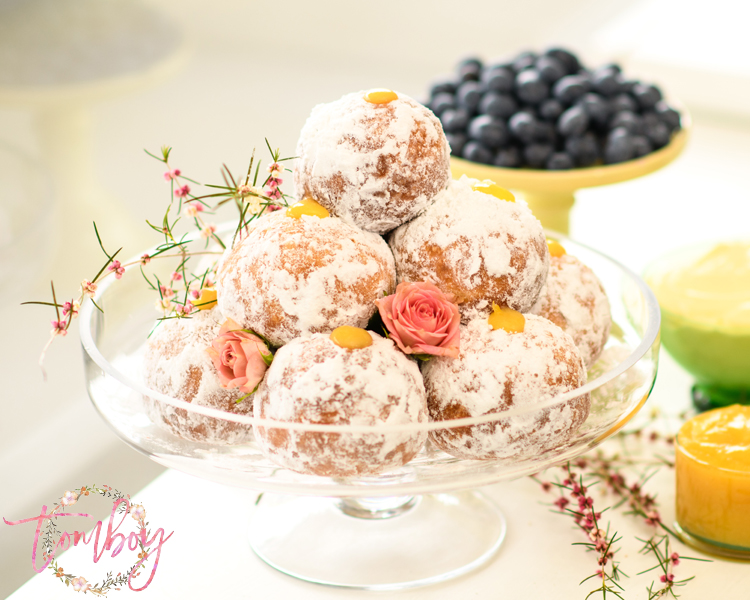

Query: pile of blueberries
[[427, 48, 682, 169]]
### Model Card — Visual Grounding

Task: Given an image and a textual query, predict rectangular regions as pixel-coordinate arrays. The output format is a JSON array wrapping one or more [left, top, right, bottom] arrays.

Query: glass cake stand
[[79, 227, 660, 590]]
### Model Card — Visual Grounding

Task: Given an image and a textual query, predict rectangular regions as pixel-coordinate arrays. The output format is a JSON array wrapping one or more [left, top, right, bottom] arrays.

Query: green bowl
[[645, 241, 750, 409]]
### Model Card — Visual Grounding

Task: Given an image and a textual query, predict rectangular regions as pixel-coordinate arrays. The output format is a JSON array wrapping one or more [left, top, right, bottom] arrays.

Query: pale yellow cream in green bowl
[[645, 242, 750, 391]]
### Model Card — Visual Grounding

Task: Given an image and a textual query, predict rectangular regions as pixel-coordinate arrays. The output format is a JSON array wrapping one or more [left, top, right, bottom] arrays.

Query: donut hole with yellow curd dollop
[[422, 307, 590, 461], [216, 200, 396, 347], [294, 89, 451, 235]]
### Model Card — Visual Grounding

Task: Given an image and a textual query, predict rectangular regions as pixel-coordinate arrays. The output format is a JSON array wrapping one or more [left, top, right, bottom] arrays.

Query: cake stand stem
[[522, 191, 576, 234], [248, 490, 507, 590]]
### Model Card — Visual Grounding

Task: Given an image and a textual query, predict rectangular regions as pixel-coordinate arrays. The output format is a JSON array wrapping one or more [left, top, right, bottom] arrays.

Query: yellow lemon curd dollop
[[286, 198, 330, 220], [676, 405, 750, 548], [546, 238, 567, 258], [488, 303, 525, 333], [330, 326, 373, 349], [364, 89, 399, 104], [194, 288, 217, 311], [471, 180, 515, 203]]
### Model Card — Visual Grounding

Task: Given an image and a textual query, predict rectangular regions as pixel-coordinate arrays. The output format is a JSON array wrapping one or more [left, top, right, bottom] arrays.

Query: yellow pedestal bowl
[[450, 126, 689, 234]]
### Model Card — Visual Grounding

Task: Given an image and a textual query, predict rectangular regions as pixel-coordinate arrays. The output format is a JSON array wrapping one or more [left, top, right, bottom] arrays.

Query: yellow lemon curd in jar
[[647, 242, 750, 389], [676, 405, 750, 549]]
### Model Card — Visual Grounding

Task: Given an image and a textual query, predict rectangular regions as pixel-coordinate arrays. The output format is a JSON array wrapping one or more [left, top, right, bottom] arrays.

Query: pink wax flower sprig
[[532, 417, 710, 600], [206, 318, 274, 402], [376, 281, 460, 360]]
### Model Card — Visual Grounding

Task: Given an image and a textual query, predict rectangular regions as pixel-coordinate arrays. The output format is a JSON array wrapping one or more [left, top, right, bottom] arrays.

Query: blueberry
[[445, 132, 468, 156], [457, 57, 483, 82], [591, 70, 621, 97], [539, 98, 564, 121], [494, 146, 522, 168], [609, 93, 638, 113], [544, 48, 581, 74], [508, 111, 538, 144], [468, 115, 509, 149], [609, 110, 643, 134], [458, 57, 483, 71], [599, 63, 622, 74], [565, 132, 599, 167], [440, 108, 471, 133], [631, 135, 652, 158], [481, 67, 514, 93], [462, 140, 494, 164], [645, 121, 671, 148], [553, 75, 588, 104], [616, 76, 637, 93], [479, 92, 518, 119], [515, 69, 549, 104], [523, 143, 554, 168], [430, 77, 459, 98], [456, 81, 483, 113], [459, 66, 481, 82], [641, 111, 661, 130], [512, 51, 538, 72], [632, 83, 662, 109], [654, 101, 681, 131], [576, 93, 610, 127], [429, 93, 456, 117], [535, 55, 566, 83], [534, 120, 557, 143], [557, 105, 590, 137], [604, 128, 635, 163], [546, 152, 575, 170]]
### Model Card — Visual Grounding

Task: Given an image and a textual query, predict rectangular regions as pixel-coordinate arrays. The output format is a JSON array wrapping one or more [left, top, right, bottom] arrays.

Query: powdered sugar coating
[[216, 212, 396, 346], [143, 308, 253, 444], [253, 332, 428, 477], [389, 176, 549, 321], [294, 91, 451, 234], [531, 253, 612, 367], [423, 314, 590, 460]]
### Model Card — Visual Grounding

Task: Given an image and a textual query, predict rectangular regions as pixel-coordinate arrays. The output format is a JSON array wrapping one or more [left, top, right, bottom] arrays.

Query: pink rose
[[376, 281, 460, 358], [206, 319, 273, 394]]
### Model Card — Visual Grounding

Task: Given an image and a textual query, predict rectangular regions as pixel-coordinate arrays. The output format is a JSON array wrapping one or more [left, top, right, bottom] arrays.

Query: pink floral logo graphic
[[376, 281, 461, 358], [3, 484, 173, 595]]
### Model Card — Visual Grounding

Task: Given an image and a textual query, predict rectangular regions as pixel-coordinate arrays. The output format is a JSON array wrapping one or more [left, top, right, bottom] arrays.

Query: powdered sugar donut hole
[[389, 177, 549, 321], [294, 91, 451, 235], [143, 308, 253, 445], [423, 315, 590, 461], [531, 252, 612, 367], [216, 212, 396, 346], [253, 332, 428, 477]]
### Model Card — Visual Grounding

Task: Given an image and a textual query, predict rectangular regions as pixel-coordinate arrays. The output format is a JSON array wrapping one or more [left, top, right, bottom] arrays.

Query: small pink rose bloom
[[377, 281, 460, 358], [61, 491, 78, 506], [207, 319, 272, 394]]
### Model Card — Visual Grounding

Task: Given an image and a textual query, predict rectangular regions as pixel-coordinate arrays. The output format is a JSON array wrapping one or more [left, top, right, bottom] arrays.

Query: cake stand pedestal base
[[248, 490, 507, 590]]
